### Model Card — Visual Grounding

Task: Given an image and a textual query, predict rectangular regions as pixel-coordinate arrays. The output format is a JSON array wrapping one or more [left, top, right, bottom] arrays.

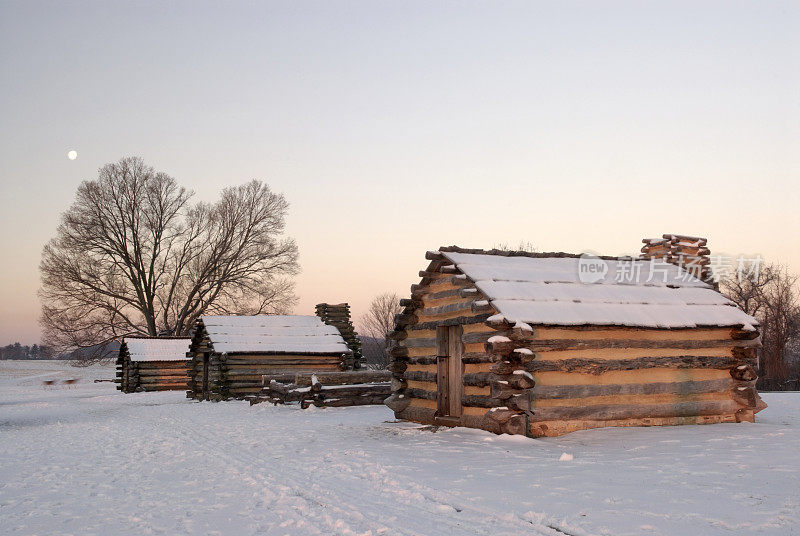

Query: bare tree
[[722, 263, 800, 386], [492, 241, 537, 253], [40, 157, 299, 363], [359, 292, 403, 369]]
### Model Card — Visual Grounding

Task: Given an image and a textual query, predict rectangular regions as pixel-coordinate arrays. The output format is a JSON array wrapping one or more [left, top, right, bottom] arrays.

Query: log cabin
[[116, 337, 191, 393], [385, 242, 766, 437], [187, 315, 352, 400]]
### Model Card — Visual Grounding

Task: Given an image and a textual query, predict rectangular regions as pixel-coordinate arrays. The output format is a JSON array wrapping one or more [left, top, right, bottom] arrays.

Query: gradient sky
[[1, 1, 798, 345]]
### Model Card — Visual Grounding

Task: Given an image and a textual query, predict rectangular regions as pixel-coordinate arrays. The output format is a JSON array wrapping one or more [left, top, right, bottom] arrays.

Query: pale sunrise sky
[[0, 1, 798, 345]]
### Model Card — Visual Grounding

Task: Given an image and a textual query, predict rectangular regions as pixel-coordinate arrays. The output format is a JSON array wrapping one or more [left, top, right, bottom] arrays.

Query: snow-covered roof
[[440, 251, 758, 330], [124, 337, 191, 362], [200, 315, 351, 354]]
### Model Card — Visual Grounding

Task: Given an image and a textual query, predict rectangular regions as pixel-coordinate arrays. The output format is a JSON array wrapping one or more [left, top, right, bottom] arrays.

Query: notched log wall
[[116, 344, 188, 394], [388, 249, 767, 438], [483, 324, 766, 437], [387, 257, 498, 430], [186, 319, 348, 401]]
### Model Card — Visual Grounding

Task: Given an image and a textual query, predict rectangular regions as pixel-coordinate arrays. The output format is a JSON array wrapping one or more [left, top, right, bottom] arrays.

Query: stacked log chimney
[[315, 303, 363, 370], [640, 234, 713, 285]]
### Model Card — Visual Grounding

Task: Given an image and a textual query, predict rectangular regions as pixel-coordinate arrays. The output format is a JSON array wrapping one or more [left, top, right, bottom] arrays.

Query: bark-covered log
[[484, 338, 518, 357], [405, 387, 437, 400], [462, 372, 493, 387], [409, 314, 492, 332], [513, 338, 761, 351], [291, 371, 391, 386], [485, 407, 518, 424], [311, 395, 388, 408], [420, 301, 476, 318], [730, 364, 758, 381], [533, 378, 738, 400], [407, 356, 437, 365], [313, 384, 391, 398], [391, 377, 408, 391], [397, 405, 436, 426], [731, 385, 761, 408], [505, 372, 535, 390], [508, 392, 532, 412], [529, 400, 742, 422], [461, 353, 494, 364], [461, 394, 501, 408], [394, 313, 418, 327], [223, 358, 344, 366], [503, 413, 529, 435], [449, 275, 472, 287], [490, 381, 525, 400], [732, 347, 758, 360], [384, 393, 412, 413], [388, 360, 408, 374], [390, 346, 409, 359], [523, 355, 756, 374], [458, 288, 479, 298], [489, 361, 516, 375], [471, 301, 494, 314], [731, 328, 760, 340], [388, 330, 407, 341], [403, 338, 436, 348], [404, 370, 437, 383]]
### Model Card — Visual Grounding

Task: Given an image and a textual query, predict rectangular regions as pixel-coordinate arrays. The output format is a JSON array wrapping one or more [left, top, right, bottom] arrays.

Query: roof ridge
[[124, 336, 191, 340], [438, 245, 636, 262]]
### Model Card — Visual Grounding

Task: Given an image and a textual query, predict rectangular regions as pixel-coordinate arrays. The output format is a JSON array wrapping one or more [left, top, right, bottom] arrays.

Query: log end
[[384, 393, 412, 414]]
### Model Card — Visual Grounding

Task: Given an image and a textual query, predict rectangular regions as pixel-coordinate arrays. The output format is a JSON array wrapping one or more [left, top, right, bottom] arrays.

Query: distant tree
[[359, 292, 403, 369], [0, 342, 47, 360], [40, 157, 299, 363], [492, 241, 537, 253], [722, 263, 800, 388]]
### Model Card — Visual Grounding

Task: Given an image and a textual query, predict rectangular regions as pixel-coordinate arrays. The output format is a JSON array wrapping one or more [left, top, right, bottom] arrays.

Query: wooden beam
[[523, 355, 755, 374], [408, 314, 492, 332], [388, 330, 407, 341], [528, 400, 742, 422], [515, 338, 761, 351], [533, 378, 741, 400]]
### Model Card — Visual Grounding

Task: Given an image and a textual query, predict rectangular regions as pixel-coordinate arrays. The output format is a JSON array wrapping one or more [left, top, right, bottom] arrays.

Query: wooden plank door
[[202, 353, 210, 400], [436, 325, 463, 418], [436, 327, 450, 416], [447, 325, 463, 418]]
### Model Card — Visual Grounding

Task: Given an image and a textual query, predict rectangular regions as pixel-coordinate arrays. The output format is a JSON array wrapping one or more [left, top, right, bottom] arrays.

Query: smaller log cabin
[[116, 337, 191, 393], [187, 315, 352, 400], [385, 245, 766, 437]]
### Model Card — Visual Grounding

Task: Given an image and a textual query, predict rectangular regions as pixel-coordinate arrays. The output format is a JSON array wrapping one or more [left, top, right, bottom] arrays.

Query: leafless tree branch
[[39, 157, 299, 363]]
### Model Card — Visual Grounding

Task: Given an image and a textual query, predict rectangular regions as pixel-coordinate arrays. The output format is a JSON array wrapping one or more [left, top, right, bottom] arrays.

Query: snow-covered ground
[[1, 361, 798, 536]]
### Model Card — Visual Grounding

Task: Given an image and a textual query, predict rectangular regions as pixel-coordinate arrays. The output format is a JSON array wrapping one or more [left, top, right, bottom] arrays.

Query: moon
[[67, 150, 78, 160]]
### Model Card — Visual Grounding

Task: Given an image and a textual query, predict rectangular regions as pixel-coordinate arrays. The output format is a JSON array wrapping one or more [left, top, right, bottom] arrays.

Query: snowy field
[[1, 361, 798, 536]]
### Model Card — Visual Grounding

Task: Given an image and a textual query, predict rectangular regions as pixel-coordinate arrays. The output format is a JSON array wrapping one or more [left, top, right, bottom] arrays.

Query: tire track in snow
[[172, 405, 564, 536], [168, 408, 397, 535]]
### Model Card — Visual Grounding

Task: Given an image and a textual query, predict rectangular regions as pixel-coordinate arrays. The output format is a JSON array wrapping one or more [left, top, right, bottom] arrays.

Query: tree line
[[723, 265, 800, 390], [0, 343, 58, 360]]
